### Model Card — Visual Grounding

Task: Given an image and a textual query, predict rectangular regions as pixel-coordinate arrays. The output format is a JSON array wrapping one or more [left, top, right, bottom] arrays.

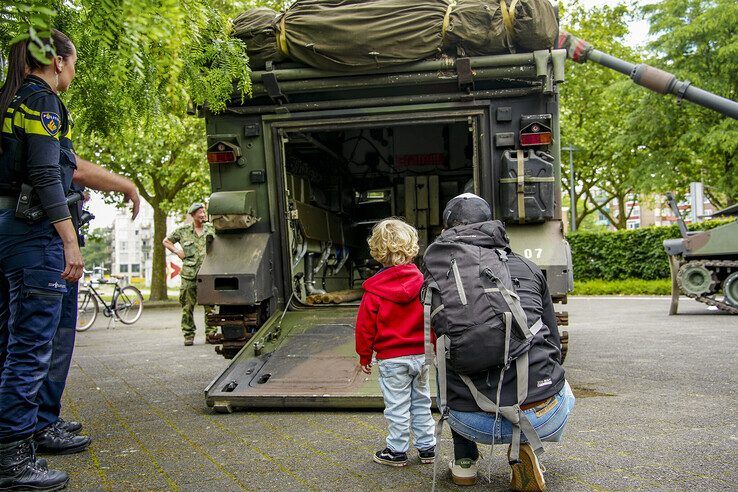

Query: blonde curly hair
[[368, 218, 419, 267]]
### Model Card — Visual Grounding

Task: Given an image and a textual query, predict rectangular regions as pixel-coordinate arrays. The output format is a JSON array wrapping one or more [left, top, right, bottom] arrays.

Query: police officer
[[32, 158, 140, 456], [0, 29, 80, 490], [163, 203, 217, 346]]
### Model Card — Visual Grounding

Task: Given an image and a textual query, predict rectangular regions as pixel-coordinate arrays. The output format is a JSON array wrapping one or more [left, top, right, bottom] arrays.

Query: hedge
[[571, 278, 672, 295], [567, 219, 731, 281]]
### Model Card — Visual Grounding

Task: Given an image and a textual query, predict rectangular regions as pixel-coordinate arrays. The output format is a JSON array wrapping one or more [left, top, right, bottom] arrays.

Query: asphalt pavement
[[51, 297, 737, 491]]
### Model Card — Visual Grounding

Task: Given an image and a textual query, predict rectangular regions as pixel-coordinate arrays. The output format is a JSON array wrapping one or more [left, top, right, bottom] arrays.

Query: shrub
[[571, 278, 672, 295], [568, 219, 731, 281]]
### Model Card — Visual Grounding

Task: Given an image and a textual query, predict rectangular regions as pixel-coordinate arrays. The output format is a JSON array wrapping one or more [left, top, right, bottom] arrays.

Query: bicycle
[[76, 267, 144, 331]]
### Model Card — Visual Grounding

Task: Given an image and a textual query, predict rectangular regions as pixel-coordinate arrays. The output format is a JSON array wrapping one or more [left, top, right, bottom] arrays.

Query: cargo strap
[[277, 15, 289, 57], [516, 150, 526, 224], [500, 0, 520, 53], [499, 176, 555, 184], [441, 1, 457, 42]]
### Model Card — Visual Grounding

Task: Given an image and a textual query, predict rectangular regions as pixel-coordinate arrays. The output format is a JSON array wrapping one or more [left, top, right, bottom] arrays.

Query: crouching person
[[355, 219, 436, 467], [424, 194, 575, 491]]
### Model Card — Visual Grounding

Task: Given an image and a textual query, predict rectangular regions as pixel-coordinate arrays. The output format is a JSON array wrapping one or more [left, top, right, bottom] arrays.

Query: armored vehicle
[[198, 48, 574, 411], [663, 194, 738, 314], [199, 26, 737, 411]]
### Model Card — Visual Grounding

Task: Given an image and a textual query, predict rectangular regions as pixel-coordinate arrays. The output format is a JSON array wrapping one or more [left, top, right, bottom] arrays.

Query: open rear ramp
[[205, 307, 386, 410]]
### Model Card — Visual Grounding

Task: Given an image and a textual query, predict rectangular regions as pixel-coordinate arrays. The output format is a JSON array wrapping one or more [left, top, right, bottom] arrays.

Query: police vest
[[0, 80, 72, 197]]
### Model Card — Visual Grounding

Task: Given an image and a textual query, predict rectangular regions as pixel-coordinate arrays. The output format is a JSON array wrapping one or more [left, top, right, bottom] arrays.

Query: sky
[[86, 0, 652, 231]]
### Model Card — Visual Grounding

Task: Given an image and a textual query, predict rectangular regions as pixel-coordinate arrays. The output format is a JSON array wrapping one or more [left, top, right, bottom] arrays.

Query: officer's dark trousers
[[35, 281, 78, 432], [0, 210, 66, 443]]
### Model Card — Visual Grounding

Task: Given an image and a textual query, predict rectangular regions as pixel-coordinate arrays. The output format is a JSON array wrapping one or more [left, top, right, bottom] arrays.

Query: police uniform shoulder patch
[[40, 112, 61, 136]]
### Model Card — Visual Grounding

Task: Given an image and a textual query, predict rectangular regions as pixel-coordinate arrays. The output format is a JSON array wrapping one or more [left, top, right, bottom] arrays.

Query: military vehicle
[[198, 27, 738, 411], [663, 194, 738, 315]]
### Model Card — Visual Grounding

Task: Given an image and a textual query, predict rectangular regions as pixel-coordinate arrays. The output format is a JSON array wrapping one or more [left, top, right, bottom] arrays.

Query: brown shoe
[[184, 336, 194, 346], [205, 333, 223, 344], [509, 443, 546, 492]]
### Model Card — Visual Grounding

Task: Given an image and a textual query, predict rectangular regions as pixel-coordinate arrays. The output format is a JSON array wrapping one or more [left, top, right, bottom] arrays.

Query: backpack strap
[[458, 353, 544, 464], [431, 333, 450, 492], [423, 279, 441, 366]]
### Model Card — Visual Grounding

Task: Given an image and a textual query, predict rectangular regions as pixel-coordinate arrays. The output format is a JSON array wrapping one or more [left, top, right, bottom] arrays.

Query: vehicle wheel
[[114, 286, 144, 324], [76, 290, 99, 332], [724, 272, 738, 308]]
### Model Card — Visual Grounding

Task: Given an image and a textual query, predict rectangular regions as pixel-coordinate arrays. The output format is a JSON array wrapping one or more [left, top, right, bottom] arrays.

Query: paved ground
[[52, 297, 737, 491]]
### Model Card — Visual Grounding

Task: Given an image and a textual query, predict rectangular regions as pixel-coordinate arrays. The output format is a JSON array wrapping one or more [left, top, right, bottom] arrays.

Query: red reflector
[[207, 151, 237, 164], [520, 132, 552, 147]]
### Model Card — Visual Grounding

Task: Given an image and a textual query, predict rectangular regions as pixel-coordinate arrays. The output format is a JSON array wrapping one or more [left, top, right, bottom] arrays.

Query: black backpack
[[422, 222, 545, 474]]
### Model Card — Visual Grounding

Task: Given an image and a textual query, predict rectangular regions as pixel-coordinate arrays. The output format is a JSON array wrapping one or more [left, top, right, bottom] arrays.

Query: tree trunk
[[615, 197, 627, 230], [149, 205, 169, 301]]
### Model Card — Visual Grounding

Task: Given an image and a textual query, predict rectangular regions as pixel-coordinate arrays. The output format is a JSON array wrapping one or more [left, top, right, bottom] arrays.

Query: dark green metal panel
[[205, 307, 388, 409]]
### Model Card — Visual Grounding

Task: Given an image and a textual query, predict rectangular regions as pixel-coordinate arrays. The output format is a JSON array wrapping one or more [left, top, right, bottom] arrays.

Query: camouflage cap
[[443, 193, 492, 228], [187, 202, 205, 215]]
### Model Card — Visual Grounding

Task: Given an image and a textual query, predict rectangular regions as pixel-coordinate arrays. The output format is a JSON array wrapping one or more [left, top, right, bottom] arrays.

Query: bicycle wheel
[[76, 290, 99, 332], [114, 286, 144, 324]]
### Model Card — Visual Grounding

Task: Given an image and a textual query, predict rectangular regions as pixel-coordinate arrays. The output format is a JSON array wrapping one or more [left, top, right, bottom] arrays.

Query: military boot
[[0, 437, 69, 491], [205, 333, 222, 344], [34, 424, 91, 455]]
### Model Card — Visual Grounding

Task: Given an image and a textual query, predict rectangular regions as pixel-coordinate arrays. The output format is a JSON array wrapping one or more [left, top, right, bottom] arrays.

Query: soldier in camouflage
[[163, 202, 218, 346]]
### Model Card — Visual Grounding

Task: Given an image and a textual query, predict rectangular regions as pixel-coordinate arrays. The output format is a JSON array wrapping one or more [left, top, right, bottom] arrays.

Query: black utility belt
[[14, 183, 85, 224]]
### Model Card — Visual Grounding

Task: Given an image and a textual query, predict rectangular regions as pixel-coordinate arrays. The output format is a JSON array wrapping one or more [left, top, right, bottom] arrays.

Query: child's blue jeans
[[377, 355, 436, 453]]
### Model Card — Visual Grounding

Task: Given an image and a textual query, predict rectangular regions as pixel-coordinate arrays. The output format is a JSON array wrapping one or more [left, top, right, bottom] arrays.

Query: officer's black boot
[[55, 419, 82, 435], [0, 437, 69, 491], [34, 424, 91, 455]]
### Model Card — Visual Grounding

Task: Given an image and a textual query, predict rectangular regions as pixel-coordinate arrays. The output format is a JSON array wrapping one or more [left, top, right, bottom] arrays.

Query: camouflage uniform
[[167, 222, 216, 338]]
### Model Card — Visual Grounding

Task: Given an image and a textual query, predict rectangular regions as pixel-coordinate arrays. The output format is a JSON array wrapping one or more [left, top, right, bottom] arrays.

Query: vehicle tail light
[[207, 151, 237, 164], [520, 131, 553, 146], [207, 141, 240, 164], [519, 117, 553, 147]]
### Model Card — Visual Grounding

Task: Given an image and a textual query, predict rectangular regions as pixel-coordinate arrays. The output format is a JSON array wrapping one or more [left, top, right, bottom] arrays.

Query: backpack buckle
[[495, 249, 508, 262]]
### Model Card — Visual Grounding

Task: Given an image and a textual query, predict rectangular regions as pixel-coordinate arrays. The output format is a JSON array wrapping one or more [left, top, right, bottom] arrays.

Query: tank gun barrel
[[558, 31, 738, 120]]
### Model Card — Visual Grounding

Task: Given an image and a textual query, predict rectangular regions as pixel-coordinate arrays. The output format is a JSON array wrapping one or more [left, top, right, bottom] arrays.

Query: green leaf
[[8, 32, 31, 45], [28, 41, 51, 64]]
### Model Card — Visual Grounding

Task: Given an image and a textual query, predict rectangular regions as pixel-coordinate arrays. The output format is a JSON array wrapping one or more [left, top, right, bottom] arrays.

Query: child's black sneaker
[[373, 447, 408, 467], [418, 446, 435, 464]]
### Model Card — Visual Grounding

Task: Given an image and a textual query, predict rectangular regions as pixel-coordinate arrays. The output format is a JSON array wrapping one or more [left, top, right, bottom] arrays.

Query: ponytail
[[0, 29, 74, 152]]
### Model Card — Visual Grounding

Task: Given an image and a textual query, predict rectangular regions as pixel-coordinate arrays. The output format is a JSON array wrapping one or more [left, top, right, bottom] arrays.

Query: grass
[[572, 278, 672, 296]]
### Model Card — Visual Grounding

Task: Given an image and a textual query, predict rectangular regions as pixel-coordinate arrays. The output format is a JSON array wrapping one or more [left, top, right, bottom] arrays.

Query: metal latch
[[456, 57, 474, 91], [263, 61, 289, 107]]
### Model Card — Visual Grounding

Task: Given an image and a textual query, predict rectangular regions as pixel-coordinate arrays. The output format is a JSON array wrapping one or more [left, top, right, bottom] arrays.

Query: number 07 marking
[[523, 248, 543, 259]]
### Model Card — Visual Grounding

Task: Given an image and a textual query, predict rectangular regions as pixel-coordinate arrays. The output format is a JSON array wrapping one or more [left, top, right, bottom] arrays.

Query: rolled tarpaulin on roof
[[232, 7, 287, 68], [232, 0, 558, 72]]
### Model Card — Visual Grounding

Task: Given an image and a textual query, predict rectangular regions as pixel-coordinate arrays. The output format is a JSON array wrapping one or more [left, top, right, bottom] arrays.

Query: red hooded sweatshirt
[[355, 264, 425, 366]]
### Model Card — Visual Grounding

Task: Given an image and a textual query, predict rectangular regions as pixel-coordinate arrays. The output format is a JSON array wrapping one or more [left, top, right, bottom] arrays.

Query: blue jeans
[[449, 380, 575, 448], [377, 355, 436, 453], [0, 210, 66, 442], [35, 280, 78, 432]]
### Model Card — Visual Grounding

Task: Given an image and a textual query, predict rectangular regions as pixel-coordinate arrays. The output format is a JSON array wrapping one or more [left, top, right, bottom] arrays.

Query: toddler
[[355, 219, 436, 466]]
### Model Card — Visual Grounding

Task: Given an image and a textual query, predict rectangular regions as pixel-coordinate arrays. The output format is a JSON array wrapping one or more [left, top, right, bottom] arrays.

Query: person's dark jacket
[[429, 221, 565, 411], [0, 75, 73, 223]]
